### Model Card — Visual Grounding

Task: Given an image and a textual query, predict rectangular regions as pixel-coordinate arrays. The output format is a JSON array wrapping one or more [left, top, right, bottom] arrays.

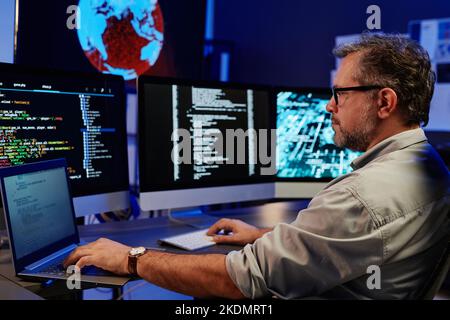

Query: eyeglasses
[[332, 85, 383, 105]]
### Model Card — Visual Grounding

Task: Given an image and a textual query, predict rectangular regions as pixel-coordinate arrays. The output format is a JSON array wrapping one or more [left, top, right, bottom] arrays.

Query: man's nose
[[326, 97, 337, 113]]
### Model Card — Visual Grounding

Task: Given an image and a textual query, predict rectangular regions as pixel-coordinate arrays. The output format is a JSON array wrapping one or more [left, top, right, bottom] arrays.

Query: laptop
[[0, 159, 130, 286]]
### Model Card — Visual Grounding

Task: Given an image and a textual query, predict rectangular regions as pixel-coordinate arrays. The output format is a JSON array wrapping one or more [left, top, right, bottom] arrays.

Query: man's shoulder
[[323, 144, 450, 225]]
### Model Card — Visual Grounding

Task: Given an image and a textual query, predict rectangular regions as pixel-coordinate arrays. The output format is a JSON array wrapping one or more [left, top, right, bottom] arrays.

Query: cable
[[115, 281, 148, 300], [167, 209, 204, 229]]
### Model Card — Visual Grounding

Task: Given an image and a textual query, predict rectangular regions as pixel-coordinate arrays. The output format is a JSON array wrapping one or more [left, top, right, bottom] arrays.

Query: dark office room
[[0, 0, 449, 312]]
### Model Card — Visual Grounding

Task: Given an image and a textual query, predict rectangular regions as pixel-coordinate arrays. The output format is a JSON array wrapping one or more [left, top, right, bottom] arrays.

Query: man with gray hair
[[65, 33, 450, 300]]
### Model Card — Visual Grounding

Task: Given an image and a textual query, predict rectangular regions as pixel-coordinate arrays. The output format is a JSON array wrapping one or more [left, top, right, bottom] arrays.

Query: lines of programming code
[[276, 91, 362, 179], [4, 167, 76, 259], [0, 103, 73, 168], [172, 86, 255, 182], [0, 85, 117, 182], [80, 95, 114, 178]]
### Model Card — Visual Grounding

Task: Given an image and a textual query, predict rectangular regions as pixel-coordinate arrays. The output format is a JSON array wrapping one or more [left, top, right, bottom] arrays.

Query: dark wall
[[214, 0, 450, 87]]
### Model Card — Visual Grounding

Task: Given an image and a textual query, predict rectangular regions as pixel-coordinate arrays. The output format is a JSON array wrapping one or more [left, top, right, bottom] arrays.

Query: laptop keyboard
[[40, 261, 66, 276], [38, 260, 110, 277]]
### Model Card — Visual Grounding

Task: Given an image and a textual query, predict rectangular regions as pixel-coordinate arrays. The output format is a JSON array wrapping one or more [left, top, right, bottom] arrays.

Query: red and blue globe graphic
[[77, 0, 164, 80]]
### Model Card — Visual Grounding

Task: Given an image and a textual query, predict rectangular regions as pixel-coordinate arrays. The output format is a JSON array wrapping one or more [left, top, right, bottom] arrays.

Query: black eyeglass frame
[[332, 85, 384, 105]]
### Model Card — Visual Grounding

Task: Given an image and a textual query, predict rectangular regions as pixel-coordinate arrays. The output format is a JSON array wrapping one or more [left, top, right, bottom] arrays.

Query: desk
[[0, 200, 307, 300], [0, 274, 43, 300]]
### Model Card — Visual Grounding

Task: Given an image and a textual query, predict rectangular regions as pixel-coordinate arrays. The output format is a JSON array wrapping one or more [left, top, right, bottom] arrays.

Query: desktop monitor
[[0, 0, 15, 64], [138, 77, 274, 211], [275, 88, 362, 198], [0, 63, 130, 216]]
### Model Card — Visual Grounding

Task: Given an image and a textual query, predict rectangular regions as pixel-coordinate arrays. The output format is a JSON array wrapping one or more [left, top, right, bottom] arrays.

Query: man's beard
[[332, 105, 378, 152]]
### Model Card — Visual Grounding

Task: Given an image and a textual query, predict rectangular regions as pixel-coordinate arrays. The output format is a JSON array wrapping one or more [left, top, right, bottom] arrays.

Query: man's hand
[[63, 238, 131, 275], [207, 218, 272, 246]]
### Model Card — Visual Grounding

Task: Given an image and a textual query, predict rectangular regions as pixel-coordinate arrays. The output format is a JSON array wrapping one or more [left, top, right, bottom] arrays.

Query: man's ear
[[377, 88, 398, 119]]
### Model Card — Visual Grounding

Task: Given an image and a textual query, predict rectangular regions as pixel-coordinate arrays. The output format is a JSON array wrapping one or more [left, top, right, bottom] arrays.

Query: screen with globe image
[[15, 0, 206, 86]]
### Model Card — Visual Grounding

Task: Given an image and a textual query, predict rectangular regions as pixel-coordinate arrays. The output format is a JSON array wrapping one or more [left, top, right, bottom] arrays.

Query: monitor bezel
[[0, 61, 126, 88]]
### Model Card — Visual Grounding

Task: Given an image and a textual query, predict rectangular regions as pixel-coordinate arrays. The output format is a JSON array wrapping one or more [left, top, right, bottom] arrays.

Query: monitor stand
[[167, 208, 218, 229]]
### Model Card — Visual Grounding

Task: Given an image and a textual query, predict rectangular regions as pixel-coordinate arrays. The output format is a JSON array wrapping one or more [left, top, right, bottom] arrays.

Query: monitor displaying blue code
[[276, 90, 362, 180]]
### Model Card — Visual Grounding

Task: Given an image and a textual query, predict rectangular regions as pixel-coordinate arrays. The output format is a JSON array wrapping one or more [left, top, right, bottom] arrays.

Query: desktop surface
[[0, 200, 307, 299], [0, 274, 43, 300], [78, 200, 306, 254]]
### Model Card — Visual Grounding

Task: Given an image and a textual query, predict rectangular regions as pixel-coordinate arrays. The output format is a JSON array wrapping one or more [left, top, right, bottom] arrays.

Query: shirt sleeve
[[225, 186, 384, 299]]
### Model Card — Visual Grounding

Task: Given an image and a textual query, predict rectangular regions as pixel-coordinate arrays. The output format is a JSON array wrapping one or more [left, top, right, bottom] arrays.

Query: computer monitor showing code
[[138, 77, 274, 210], [0, 63, 129, 216]]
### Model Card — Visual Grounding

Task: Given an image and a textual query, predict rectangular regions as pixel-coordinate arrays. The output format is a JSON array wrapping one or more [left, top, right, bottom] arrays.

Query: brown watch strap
[[128, 255, 138, 276], [128, 250, 147, 276]]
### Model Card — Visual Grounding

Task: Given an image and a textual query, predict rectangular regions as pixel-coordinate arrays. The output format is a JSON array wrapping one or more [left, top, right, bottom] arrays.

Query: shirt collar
[[351, 128, 428, 170]]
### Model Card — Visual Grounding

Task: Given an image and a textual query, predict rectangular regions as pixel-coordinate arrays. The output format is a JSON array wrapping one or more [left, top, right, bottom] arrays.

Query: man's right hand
[[207, 218, 272, 246]]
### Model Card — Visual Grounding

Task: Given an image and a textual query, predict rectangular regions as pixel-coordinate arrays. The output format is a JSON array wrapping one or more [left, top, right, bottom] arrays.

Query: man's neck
[[366, 123, 420, 151]]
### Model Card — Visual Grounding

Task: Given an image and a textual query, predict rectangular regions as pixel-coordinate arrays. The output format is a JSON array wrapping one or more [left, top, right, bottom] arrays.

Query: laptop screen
[[3, 166, 77, 260]]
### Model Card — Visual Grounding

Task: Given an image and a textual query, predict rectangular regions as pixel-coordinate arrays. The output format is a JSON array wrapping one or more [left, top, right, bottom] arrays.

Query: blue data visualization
[[276, 91, 362, 179]]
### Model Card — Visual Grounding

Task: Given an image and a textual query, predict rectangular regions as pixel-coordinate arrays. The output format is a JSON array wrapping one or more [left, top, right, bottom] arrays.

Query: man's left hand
[[63, 238, 131, 275]]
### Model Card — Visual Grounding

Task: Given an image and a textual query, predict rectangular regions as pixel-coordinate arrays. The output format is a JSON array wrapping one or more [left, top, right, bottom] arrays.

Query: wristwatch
[[128, 246, 147, 276]]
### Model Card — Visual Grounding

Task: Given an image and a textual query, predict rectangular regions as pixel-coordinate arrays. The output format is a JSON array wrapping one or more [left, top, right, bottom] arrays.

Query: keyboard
[[40, 261, 66, 276], [158, 228, 216, 251], [39, 260, 107, 276]]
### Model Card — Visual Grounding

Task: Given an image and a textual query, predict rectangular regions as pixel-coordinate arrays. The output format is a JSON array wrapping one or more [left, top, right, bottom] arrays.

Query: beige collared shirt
[[226, 128, 450, 299]]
